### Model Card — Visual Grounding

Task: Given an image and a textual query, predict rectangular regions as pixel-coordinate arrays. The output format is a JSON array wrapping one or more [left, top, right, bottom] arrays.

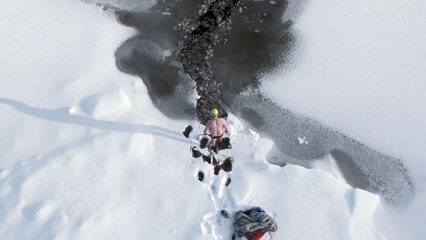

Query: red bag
[[251, 231, 266, 240]]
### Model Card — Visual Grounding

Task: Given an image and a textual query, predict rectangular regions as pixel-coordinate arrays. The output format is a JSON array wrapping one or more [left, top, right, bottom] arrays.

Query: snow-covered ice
[[0, 0, 425, 239], [261, 0, 426, 238]]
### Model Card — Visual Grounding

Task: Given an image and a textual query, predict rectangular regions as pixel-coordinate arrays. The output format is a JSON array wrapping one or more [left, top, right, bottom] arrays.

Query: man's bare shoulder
[[219, 118, 227, 124]]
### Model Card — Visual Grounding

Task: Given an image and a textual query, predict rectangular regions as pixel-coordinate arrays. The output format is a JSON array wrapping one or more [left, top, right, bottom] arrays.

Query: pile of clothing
[[233, 207, 278, 240]]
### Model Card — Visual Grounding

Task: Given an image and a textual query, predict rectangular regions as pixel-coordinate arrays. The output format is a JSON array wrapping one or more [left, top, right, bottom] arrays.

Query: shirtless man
[[204, 107, 229, 150]]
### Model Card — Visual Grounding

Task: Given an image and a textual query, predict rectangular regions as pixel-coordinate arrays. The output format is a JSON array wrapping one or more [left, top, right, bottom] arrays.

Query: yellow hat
[[210, 108, 219, 117]]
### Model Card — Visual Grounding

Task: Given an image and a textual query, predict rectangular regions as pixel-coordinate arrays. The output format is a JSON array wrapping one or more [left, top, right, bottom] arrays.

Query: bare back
[[204, 117, 228, 137]]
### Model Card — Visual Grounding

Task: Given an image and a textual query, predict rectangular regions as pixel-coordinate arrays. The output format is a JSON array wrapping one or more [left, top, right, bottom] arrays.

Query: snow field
[[185, 115, 381, 239], [0, 0, 414, 239], [82, 0, 157, 12], [261, 0, 426, 238], [262, 0, 426, 176]]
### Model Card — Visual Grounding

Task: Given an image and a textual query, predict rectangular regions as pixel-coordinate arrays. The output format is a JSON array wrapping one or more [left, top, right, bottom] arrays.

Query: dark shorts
[[212, 133, 224, 140]]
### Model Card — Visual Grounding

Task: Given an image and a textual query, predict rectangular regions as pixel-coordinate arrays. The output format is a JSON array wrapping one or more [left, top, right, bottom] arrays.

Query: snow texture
[[82, 0, 157, 12], [261, 0, 426, 238], [0, 0, 425, 239]]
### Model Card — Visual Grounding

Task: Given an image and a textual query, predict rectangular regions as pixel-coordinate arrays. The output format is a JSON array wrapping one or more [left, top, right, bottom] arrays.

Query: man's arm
[[222, 119, 229, 133]]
